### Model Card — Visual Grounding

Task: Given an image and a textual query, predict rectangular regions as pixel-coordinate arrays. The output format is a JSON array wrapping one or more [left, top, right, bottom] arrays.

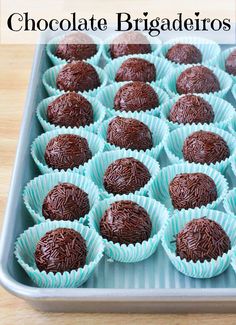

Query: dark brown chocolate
[[56, 61, 100, 92], [110, 32, 151, 59], [169, 173, 217, 210], [35, 228, 87, 273], [176, 218, 231, 262], [44, 134, 92, 170], [107, 116, 153, 151], [42, 183, 90, 221], [114, 81, 159, 112], [100, 200, 152, 245], [55, 32, 97, 62], [115, 58, 156, 83], [225, 49, 236, 76], [103, 157, 151, 195], [47, 92, 93, 128], [182, 130, 230, 165], [166, 43, 202, 65], [176, 66, 220, 95], [168, 94, 214, 125]]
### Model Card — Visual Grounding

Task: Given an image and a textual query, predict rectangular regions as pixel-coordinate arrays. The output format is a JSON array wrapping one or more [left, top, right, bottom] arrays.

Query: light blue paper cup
[[231, 156, 236, 177], [98, 112, 169, 159], [88, 193, 169, 263], [164, 124, 236, 173], [160, 93, 236, 131], [36, 93, 106, 133], [103, 53, 174, 87], [46, 34, 103, 66], [42, 63, 108, 97], [161, 207, 236, 278], [223, 188, 236, 217], [147, 162, 228, 212], [102, 33, 162, 63], [15, 220, 104, 288], [31, 127, 105, 175], [211, 46, 236, 83], [85, 149, 160, 198], [23, 171, 101, 224], [164, 64, 232, 98], [228, 114, 236, 136], [96, 81, 169, 118], [160, 36, 221, 68], [232, 84, 236, 102]]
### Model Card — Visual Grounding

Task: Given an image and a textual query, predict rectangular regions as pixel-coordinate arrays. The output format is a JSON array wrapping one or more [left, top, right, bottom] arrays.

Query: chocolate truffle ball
[[168, 94, 214, 125], [100, 200, 152, 245], [176, 66, 220, 95], [166, 43, 202, 65], [103, 157, 151, 195], [169, 173, 217, 210], [107, 116, 153, 151], [114, 81, 159, 112], [110, 31, 151, 59], [176, 218, 231, 262], [55, 32, 97, 62], [47, 93, 93, 128], [44, 134, 92, 170], [35, 228, 87, 273], [42, 183, 90, 221], [225, 49, 236, 76], [182, 130, 230, 165], [115, 58, 156, 83], [56, 61, 100, 92]]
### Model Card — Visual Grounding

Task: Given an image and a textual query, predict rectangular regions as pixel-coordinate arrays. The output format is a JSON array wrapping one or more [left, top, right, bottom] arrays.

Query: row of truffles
[[29, 33, 234, 276], [54, 31, 236, 76]]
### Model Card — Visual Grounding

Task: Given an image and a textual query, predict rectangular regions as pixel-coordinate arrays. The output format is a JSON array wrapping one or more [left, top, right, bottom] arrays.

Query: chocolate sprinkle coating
[[110, 32, 151, 59], [225, 49, 236, 76], [166, 43, 202, 65], [176, 66, 220, 95], [47, 92, 93, 128], [103, 157, 151, 195], [114, 81, 159, 112], [176, 218, 231, 262], [115, 58, 156, 83], [35, 228, 87, 273], [169, 173, 217, 210], [56, 61, 100, 92], [107, 116, 153, 151], [42, 183, 90, 221], [182, 130, 230, 165], [55, 32, 97, 62], [100, 200, 152, 245], [45, 134, 92, 170], [168, 94, 214, 125]]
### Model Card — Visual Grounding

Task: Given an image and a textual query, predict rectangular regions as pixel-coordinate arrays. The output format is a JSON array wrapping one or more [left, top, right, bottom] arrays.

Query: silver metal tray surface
[[0, 32, 236, 313]]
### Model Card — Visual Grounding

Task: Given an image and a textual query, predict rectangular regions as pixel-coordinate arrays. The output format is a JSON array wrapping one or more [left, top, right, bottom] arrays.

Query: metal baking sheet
[[0, 32, 236, 313]]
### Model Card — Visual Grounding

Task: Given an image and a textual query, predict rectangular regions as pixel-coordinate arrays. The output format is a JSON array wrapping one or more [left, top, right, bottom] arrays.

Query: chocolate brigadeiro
[[110, 31, 151, 59], [176, 218, 231, 262], [107, 116, 153, 151], [182, 130, 230, 165], [56, 61, 100, 92], [176, 66, 220, 95], [42, 183, 90, 221], [45, 134, 92, 170], [225, 49, 236, 76], [169, 173, 217, 210], [47, 93, 93, 128], [103, 157, 151, 195], [100, 200, 152, 245], [114, 81, 159, 113], [35, 228, 87, 273], [169, 94, 214, 125], [166, 44, 202, 65], [55, 32, 97, 62], [115, 58, 156, 83]]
